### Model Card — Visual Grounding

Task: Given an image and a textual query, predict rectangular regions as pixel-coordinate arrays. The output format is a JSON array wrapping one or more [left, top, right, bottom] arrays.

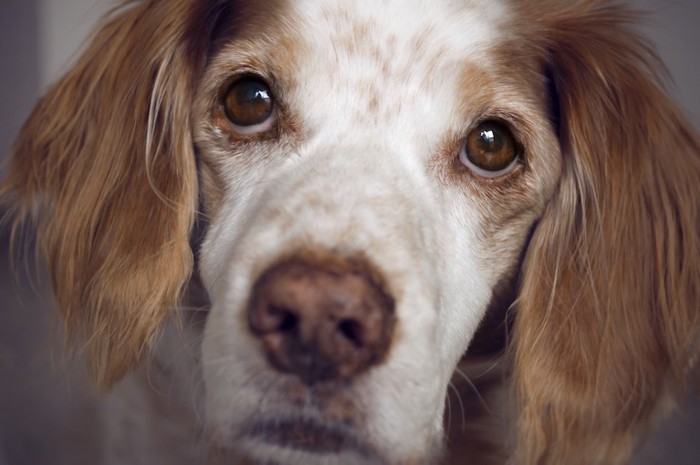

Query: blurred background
[[1, 0, 699, 464]]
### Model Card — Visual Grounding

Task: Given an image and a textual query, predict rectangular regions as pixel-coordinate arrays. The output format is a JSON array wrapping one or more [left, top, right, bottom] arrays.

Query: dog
[[1, 0, 698, 464]]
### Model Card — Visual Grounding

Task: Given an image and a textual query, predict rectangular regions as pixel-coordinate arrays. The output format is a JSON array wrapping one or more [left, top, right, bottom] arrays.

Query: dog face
[[2, 0, 698, 464], [194, 0, 558, 462]]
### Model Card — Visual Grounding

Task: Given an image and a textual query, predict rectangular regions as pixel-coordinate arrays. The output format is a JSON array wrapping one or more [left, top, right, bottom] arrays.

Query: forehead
[[286, 0, 510, 95], [287, 0, 509, 54], [216, 0, 512, 84], [228, 0, 510, 49]]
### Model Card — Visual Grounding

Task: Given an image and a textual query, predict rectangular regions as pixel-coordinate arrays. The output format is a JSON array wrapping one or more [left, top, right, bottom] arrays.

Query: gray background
[[1, 1, 699, 464]]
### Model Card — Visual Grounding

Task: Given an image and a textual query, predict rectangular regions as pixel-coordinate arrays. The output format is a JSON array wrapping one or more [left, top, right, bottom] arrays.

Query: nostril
[[270, 306, 298, 332], [249, 300, 300, 336], [337, 319, 364, 347]]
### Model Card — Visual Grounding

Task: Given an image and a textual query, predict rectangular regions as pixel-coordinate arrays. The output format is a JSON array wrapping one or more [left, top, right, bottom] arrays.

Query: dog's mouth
[[240, 416, 379, 461]]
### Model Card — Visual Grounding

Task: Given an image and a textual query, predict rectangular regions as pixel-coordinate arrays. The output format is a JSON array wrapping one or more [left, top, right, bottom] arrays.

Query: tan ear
[[511, 2, 700, 464], [0, 0, 229, 388]]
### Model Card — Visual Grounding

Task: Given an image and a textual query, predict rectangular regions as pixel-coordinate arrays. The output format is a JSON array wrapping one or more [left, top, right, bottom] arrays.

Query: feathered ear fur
[[0, 0, 228, 388], [511, 2, 700, 464]]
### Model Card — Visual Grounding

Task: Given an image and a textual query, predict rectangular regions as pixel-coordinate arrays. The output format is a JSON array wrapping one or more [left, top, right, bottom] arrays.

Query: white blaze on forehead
[[284, 0, 510, 145]]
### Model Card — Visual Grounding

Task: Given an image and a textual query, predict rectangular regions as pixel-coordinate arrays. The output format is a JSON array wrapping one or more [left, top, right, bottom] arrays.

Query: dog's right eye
[[222, 77, 276, 134]]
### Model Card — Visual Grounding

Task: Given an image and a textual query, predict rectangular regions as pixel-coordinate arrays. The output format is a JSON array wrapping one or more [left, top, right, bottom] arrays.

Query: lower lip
[[246, 419, 369, 456]]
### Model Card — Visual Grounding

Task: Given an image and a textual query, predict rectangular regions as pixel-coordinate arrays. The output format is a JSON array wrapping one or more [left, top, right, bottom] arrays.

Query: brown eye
[[460, 121, 520, 177], [223, 77, 275, 133]]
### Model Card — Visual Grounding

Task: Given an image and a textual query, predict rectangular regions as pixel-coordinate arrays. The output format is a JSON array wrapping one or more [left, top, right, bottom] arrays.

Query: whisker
[[175, 305, 211, 312], [445, 383, 453, 436], [453, 367, 493, 417], [448, 381, 466, 434], [471, 359, 501, 380]]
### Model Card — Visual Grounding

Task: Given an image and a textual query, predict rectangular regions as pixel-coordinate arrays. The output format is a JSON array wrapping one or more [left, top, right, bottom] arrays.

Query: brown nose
[[248, 255, 395, 384]]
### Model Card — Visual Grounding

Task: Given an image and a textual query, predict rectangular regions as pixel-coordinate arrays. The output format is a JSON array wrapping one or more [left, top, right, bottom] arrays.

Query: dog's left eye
[[460, 121, 520, 178], [222, 77, 275, 134]]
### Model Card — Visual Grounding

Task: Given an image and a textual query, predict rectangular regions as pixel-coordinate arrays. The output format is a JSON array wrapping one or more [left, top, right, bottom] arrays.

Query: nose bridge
[[272, 140, 428, 250], [289, 136, 424, 211]]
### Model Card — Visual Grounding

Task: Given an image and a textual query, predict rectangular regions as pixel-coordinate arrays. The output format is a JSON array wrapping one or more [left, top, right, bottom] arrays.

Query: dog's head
[[2, 0, 698, 463]]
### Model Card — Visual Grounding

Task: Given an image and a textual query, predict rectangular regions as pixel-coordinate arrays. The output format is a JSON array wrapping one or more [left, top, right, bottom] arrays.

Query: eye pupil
[[238, 85, 269, 107], [223, 77, 274, 127], [477, 129, 502, 152]]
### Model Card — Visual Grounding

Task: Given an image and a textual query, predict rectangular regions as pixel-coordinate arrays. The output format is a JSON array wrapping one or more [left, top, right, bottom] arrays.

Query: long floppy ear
[[0, 0, 228, 388], [512, 2, 700, 464]]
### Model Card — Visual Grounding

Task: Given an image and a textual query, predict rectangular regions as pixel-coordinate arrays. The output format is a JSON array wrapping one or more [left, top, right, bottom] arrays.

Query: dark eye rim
[[459, 119, 524, 179], [220, 73, 277, 135]]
